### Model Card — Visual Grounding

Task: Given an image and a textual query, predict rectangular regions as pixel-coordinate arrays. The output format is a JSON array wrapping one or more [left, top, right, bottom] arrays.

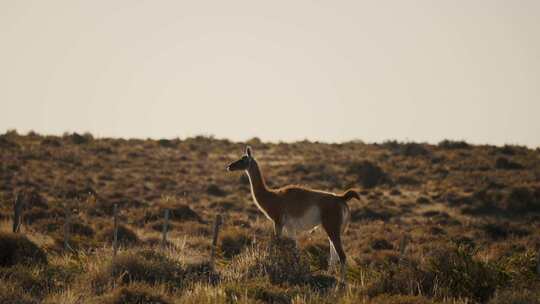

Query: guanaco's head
[[227, 146, 253, 171]]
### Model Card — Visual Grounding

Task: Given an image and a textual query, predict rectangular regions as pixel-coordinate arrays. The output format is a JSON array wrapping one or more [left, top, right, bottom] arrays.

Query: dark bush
[[482, 222, 530, 240], [401, 143, 430, 157], [351, 207, 397, 222], [225, 281, 292, 304], [416, 196, 431, 204], [489, 288, 540, 304], [40, 137, 62, 147], [394, 175, 421, 186], [184, 261, 220, 285], [497, 144, 528, 156], [427, 246, 508, 302], [0, 282, 37, 304], [233, 238, 311, 286], [0, 137, 20, 149], [348, 160, 389, 188], [91, 250, 184, 293], [368, 245, 508, 302], [69, 132, 92, 145], [97, 225, 140, 246], [262, 238, 311, 285], [0, 265, 49, 298], [303, 242, 330, 270], [71, 222, 95, 237], [307, 274, 337, 293], [438, 140, 470, 149], [168, 204, 203, 222], [206, 184, 227, 197], [371, 239, 394, 250], [495, 157, 525, 170], [367, 259, 431, 297], [157, 139, 176, 148], [0, 232, 47, 266], [95, 283, 172, 304], [220, 229, 253, 259], [389, 189, 401, 196], [504, 187, 540, 213], [370, 294, 434, 304]]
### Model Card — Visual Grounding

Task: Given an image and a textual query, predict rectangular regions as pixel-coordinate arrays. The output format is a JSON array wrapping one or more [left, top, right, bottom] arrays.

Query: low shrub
[[495, 157, 525, 170], [369, 294, 435, 304], [350, 206, 398, 222], [367, 258, 430, 298], [97, 224, 140, 246], [303, 242, 330, 270], [347, 160, 389, 188], [139, 203, 203, 224], [400, 143, 430, 157], [497, 249, 538, 287], [206, 184, 227, 197], [68, 132, 92, 145], [370, 239, 394, 251], [157, 138, 177, 148], [368, 245, 509, 303], [416, 196, 431, 204], [92, 283, 172, 304], [489, 288, 540, 304], [225, 280, 294, 304], [481, 222, 530, 240], [228, 237, 311, 286], [0, 232, 47, 266], [183, 261, 220, 285], [426, 246, 509, 302], [438, 140, 470, 150], [0, 265, 49, 298], [307, 274, 337, 293], [88, 249, 184, 294], [220, 228, 253, 259], [0, 281, 37, 304], [504, 187, 540, 213]]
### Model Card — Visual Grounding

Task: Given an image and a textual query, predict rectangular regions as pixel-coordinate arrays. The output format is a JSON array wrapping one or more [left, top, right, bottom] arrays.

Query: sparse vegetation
[[0, 132, 539, 303]]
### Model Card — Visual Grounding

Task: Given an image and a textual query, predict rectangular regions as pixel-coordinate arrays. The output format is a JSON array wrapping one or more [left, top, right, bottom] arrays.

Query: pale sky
[[1, 1, 539, 146]]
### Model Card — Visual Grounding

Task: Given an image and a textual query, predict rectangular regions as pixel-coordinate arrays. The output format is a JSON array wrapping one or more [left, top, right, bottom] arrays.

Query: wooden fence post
[[210, 214, 223, 268], [12, 194, 24, 233], [161, 209, 170, 249], [537, 247, 540, 276], [399, 234, 409, 262], [64, 207, 72, 251], [113, 204, 119, 257]]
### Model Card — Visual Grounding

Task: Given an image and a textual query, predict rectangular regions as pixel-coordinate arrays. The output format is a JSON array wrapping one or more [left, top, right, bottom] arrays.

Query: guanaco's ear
[[246, 146, 252, 157]]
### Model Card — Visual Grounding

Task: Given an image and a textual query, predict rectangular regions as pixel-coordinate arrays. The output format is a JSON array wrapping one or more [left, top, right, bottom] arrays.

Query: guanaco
[[227, 146, 359, 283]]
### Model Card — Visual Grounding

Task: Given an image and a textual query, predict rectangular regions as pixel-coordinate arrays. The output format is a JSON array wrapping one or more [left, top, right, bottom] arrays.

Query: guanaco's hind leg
[[327, 232, 347, 284], [321, 206, 348, 284], [328, 238, 339, 270]]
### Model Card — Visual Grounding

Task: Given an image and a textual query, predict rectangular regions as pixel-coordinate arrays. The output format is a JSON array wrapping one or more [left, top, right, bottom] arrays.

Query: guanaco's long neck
[[246, 159, 271, 200]]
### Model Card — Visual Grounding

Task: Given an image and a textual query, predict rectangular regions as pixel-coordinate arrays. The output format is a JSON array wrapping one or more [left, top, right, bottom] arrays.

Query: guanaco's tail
[[339, 189, 360, 201]]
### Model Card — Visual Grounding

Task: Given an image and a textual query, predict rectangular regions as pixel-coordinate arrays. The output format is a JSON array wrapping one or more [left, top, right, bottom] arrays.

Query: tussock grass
[[96, 224, 140, 246], [0, 232, 47, 266], [90, 283, 172, 304], [219, 228, 253, 259]]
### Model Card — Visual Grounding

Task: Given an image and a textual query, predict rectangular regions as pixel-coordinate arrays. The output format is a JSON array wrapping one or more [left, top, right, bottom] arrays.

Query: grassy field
[[1, 130, 539, 303]]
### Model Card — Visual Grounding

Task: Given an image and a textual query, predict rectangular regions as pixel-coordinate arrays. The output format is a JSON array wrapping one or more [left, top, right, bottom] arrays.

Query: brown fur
[[229, 149, 358, 283]]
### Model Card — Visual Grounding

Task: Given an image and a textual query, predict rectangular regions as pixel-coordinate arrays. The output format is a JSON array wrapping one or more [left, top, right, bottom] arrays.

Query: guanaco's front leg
[[273, 220, 283, 239]]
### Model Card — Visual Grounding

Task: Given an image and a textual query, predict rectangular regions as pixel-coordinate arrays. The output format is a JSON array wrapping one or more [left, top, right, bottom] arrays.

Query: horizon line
[[2, 128, 538, 149]]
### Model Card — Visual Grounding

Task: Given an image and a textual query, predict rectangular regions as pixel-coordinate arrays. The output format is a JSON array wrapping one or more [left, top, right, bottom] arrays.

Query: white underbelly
[[284, 205, 321, 232]]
